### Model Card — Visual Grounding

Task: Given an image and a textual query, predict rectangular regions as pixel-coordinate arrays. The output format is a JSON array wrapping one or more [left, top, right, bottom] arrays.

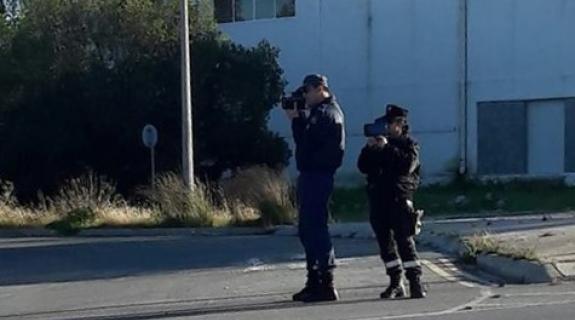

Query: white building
[[215, 0, 575, 184]]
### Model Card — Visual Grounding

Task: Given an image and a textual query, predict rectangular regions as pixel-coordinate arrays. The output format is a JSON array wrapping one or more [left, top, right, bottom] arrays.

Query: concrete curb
[[420, 231, 561, 284], [331, 223, 375, 239], [476, 254, 560, 284], [274, 223, 376, 239], [419, 231, 467, 256], [0, 223, 375, 239], [0, 228, 57, 237], [0, 227, 276, 238]]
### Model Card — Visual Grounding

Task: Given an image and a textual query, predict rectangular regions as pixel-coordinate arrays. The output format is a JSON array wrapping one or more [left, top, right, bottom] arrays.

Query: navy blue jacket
[[292, 97, 345, 174]]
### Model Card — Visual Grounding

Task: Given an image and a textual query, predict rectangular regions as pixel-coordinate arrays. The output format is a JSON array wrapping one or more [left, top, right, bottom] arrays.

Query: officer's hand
[[375, 136, 388, 148], [367, 137, 377, 147], [285, 109, 299, 120]]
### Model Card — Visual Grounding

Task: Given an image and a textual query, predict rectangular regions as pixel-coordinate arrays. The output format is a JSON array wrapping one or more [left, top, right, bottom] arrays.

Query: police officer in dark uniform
[[285, 74, 345, 303], [357, 104, 426, 299]]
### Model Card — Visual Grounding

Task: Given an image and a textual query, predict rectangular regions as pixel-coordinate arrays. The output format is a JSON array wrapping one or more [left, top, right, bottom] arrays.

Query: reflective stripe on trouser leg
[[385, 259, 402, 270], [385, 259, 402, 276], [403, 260, 421, 269]]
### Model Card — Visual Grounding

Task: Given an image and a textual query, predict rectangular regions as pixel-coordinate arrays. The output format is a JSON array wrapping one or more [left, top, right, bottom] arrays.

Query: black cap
[[383, 104, 409, 123], [302, 74, 329, 89]]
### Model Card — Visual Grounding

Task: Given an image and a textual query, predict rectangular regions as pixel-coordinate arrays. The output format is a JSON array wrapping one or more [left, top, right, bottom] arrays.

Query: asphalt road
[[0, 235, 574, 320]]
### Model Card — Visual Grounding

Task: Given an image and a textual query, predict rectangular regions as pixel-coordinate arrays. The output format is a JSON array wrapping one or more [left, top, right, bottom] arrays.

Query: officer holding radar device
[[283, 74, 345, 303], [358, 104, 426, 299]]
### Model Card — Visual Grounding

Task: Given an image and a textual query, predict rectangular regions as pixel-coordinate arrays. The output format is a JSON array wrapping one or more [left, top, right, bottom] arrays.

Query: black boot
[[380, 274, 406, 299], [300, 270, 339, 303], [293, 271, 320, 301], [408, 276, 427, 299]]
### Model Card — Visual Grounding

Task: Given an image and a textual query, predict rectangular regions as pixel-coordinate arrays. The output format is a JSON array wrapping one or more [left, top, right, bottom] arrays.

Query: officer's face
[[388, 118, 405, 138], [303, 85, 323, 106]]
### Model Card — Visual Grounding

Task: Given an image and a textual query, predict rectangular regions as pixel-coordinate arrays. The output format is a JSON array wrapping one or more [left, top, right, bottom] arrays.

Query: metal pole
[[458, 0, 469, 176], [180, 0, 194, 190]]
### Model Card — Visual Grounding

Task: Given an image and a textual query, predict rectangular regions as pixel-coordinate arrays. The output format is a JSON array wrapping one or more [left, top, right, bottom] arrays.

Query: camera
[[281, 88, 306, 110], [363, 116, 388, 137]]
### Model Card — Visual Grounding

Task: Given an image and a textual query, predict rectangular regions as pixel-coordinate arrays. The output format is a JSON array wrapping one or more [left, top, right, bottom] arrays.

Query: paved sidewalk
[[421, 213, 575, 283]]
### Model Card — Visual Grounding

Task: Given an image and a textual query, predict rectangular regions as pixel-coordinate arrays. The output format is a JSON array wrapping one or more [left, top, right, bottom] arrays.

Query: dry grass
[[225, 199, 260, 226], [43, 172, 122, 215], [140, 173, 233, 228], [0, 180, 55, 228], [0, 206, 56, 228], [94, 206, 159, 228], [1, 174, 159, 232], [221, 166, 296, 226], [463, 232, 538, 262], [1, 167, 296, 231]]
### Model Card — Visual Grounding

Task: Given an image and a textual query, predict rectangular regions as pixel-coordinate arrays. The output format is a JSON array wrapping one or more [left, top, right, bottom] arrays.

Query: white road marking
[[355, 288, 493, 320], [503, 291, 575, 297], [437, 258, 491, 285], [472, 299, 575, 312], [421, 259, 476, 288], [244, 257, 374, 272]]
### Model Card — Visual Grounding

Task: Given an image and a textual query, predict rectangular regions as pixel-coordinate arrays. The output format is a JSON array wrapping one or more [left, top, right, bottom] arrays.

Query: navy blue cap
[[302, 74, 329, 88]]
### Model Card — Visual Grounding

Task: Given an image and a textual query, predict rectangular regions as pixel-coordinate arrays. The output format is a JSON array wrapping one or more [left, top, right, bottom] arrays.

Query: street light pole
[[180, 0, 194, 191]]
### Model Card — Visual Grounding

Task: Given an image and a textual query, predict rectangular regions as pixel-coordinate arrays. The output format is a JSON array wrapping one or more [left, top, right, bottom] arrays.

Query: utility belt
[[367, 185, 423, 236]]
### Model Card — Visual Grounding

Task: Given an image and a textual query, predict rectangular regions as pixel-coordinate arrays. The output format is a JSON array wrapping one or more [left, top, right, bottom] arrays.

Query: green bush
[[47, 207, 97, 236], [0, 0, 290, 200]]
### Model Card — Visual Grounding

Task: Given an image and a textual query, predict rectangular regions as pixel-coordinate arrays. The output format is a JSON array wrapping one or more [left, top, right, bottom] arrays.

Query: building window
[[255, 0, 275, 19], [276, 0, 295, 17], [214, 0, 295, 23], [235, 0, 254, 21], [477, 98, 575, 175], [214, 0, 233, 23]]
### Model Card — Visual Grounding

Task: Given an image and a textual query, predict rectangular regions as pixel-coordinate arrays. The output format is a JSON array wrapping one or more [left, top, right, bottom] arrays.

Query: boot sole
[[301, 296, 339, 303], [301, 291, 339, 303], [381, 293, 406, 299]]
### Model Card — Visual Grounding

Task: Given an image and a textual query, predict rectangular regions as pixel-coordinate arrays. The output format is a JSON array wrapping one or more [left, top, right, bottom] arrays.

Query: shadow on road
[[0, 284, 427, 320], [0, 235, 380, 286]]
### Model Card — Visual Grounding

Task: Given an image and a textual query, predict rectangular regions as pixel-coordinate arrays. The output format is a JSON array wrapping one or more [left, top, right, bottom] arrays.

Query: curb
[[420, 231, 561, 284], [272, 223, 376, 239], [419, 231, 467, 256], [0, 229, 56, 237], [0, 223, 376, 239], [0, 227, 276, 238], [476, 254, 560, 284]]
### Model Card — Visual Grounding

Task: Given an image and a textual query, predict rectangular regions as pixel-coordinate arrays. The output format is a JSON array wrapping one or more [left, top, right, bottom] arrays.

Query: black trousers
[[367, 186, 422, 280]]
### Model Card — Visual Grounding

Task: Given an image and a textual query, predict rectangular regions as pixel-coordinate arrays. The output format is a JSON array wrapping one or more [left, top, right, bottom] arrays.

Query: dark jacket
[[292, 97, 345, 174], [357, 135, 421, 198]]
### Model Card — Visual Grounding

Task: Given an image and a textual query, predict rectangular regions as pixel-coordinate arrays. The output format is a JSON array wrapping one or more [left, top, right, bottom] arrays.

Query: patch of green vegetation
[[331, 179, 575, 222]]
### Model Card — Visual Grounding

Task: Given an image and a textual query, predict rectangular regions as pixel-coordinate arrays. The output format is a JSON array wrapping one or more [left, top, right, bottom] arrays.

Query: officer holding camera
[[357, 104, 426, 299], [285, 74, 345, 303]]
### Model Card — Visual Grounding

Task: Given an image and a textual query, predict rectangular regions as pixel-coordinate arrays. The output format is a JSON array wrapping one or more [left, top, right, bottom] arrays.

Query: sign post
[[142, 124, 158, 187]]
